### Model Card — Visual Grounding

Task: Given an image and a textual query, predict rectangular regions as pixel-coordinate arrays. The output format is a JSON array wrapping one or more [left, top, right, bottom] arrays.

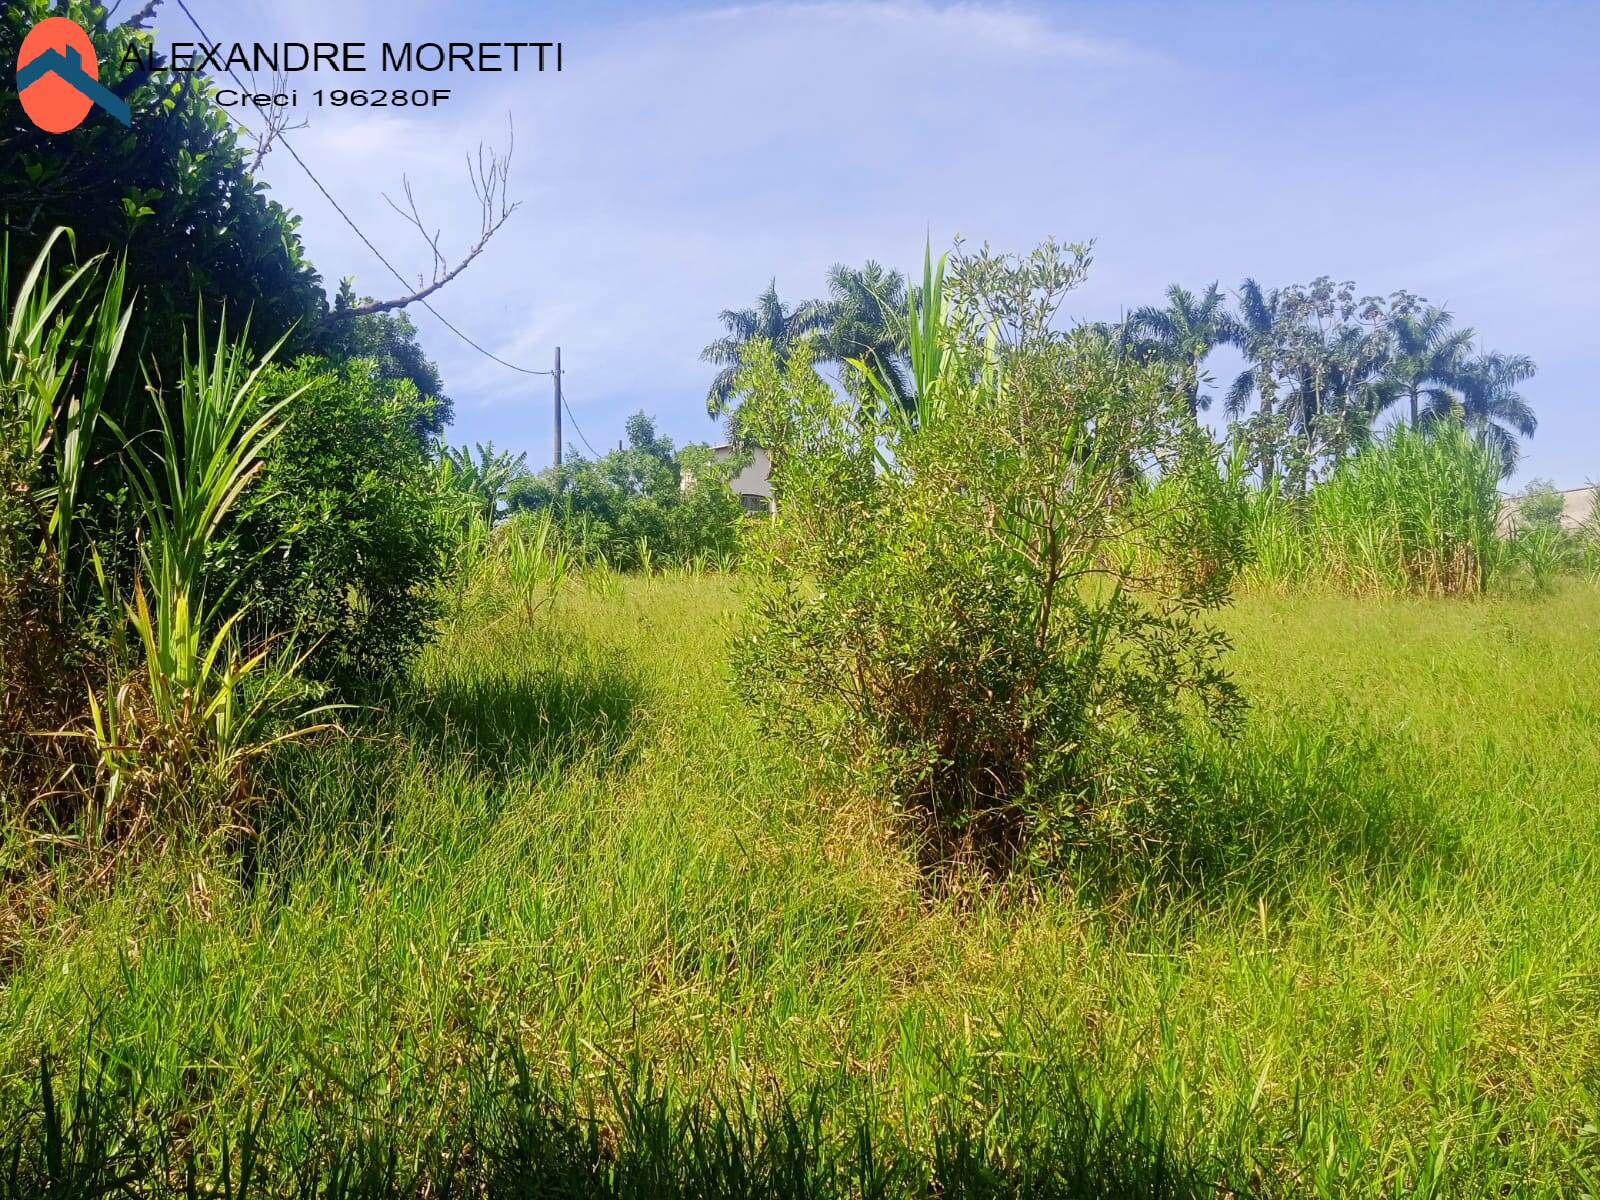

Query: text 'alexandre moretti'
[[120, 40, 563, 74]]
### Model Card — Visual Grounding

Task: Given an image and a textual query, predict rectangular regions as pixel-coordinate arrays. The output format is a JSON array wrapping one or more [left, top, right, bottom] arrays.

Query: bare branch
[[246, 74, 308, 174], [330, 117, 521, 321], [383, 178, 447, 283], [122, 0, 163, 29]]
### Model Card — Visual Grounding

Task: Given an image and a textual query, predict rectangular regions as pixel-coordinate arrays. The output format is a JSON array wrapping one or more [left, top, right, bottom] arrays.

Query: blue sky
[[175, 0, 1599, 487]]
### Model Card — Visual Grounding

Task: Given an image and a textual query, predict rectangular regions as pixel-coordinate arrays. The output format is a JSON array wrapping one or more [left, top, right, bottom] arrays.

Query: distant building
[[681, 443, 775, 514]]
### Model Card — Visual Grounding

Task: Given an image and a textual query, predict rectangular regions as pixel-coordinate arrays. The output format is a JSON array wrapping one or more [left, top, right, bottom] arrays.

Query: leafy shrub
[[1512, 478, 1567, 533], [325, 281, 454, 438], [733, 245, 1246, 874], [232, 357, 450, 691]]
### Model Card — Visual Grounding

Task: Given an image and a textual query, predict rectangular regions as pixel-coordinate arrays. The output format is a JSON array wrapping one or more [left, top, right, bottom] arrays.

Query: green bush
[[733, 245, 1246, 874], [232, 358, 449, 690], [1512, 477, 1566, 533], [507, 412, 743, 570]]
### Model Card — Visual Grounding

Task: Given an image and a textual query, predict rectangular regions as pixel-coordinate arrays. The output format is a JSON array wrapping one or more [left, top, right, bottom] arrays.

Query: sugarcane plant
[[87, 310, 337, 832]]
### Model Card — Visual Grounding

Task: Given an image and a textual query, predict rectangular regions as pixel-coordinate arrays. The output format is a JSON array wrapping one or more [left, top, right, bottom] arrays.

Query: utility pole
[[552, 345, 563, 481]]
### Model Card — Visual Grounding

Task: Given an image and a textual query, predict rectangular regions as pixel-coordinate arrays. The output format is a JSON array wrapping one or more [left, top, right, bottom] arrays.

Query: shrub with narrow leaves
[[733, 244, 1246, 875]]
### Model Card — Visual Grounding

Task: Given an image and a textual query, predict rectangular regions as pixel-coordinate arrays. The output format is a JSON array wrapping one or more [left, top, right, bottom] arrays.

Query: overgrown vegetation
[[1, 228, 131, 804], [508, 412, 744, 571], [233, 356, 449, 690], [733, 245, 1246, 874], [1239, 423, 1504, 595], [4, 573, 1600, 1196], [0, 230, 463, 886], [3, 4, 1594, 1185]]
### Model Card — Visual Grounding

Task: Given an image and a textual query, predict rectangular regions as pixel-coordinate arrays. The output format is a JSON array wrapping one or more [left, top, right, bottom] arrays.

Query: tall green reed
[[88, 312, 334, 824], [1309, 422, 1502, 595], [1242, 423, 1504, 596], [0, 227, 133, 604]]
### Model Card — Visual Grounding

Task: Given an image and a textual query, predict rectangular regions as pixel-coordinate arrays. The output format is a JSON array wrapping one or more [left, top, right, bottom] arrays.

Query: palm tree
[[1425, 351, 1537, 477], [1125, 282, 1238, 416], [1385, 306, 1475, 427], [700, 281, 829, 418], [820, 261, 912, 412], [1314, 322, 1400, 467], [1224, 279, 1280, 415], [1223, 279, 1393, 486], [1224, 278, 1286, 483]]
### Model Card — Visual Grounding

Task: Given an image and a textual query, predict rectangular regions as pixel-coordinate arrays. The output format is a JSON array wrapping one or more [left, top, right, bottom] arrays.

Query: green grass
[[4, 575, 1600, 1196]]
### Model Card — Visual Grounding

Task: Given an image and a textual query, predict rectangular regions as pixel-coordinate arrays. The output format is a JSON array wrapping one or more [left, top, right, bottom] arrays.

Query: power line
[[556, 387, 602, 459], [169, 0, 553, 378]]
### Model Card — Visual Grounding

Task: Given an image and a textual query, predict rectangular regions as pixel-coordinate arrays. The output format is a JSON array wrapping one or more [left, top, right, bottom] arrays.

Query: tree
[[440, 442, 529, 527], [4, 0, 516, 389], [1124, 282, 1238, 417], [507, 412, 741, 568], [700, 280, 829, 418], [1224, 279, 1413, 491], [820, 261, 911, 412], [325, 280, 453, 440], [1514, 478, 1567, 533], [1225, 278, 1286, 484], [1432, 351, 1538, 477], [1386, 306, 1474, 427], [2, 0, 326, 375]]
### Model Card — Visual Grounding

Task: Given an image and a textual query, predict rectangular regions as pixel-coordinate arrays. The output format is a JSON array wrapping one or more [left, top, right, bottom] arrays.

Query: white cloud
[[194, 0, 1595, 485]]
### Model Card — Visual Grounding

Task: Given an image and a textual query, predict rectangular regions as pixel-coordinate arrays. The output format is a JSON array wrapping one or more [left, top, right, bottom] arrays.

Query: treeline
[[504, 413, 746, 572], [697, 249, 1581, 598], [702, 262, 1539, 484]]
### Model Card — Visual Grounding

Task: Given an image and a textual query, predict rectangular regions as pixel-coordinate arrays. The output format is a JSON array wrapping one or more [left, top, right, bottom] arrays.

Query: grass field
[[4, 575, 1600, 1197]]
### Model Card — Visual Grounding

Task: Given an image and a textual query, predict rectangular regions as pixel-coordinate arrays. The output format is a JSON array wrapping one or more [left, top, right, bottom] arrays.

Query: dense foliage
[[233, 358, 450, 691], [0, 227, 459, 842], [734, 245, 1246, 873], [325, 281, 455, 440], [704, 264, 1541, 489], [0, 230, 130, 802], [1241, 424, 1505, 595], [1, 1, 327, 376], [1511, 478, 1568, 533], [508, 412, 744, 570]]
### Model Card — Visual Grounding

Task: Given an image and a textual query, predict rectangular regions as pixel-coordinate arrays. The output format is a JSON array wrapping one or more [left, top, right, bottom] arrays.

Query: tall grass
[[0, 227, 133, 599], [1243, 423, 1504, 595], [497, 508, 571, 619], [1, 230, 133, 804], [5, 575, 1600, 1195]]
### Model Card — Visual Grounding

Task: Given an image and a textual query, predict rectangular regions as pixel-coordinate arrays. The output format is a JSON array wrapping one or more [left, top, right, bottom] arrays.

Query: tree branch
[[330, 120, 520, 320], [122, 0, 164, 30], [246, 73, 308, 173]]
